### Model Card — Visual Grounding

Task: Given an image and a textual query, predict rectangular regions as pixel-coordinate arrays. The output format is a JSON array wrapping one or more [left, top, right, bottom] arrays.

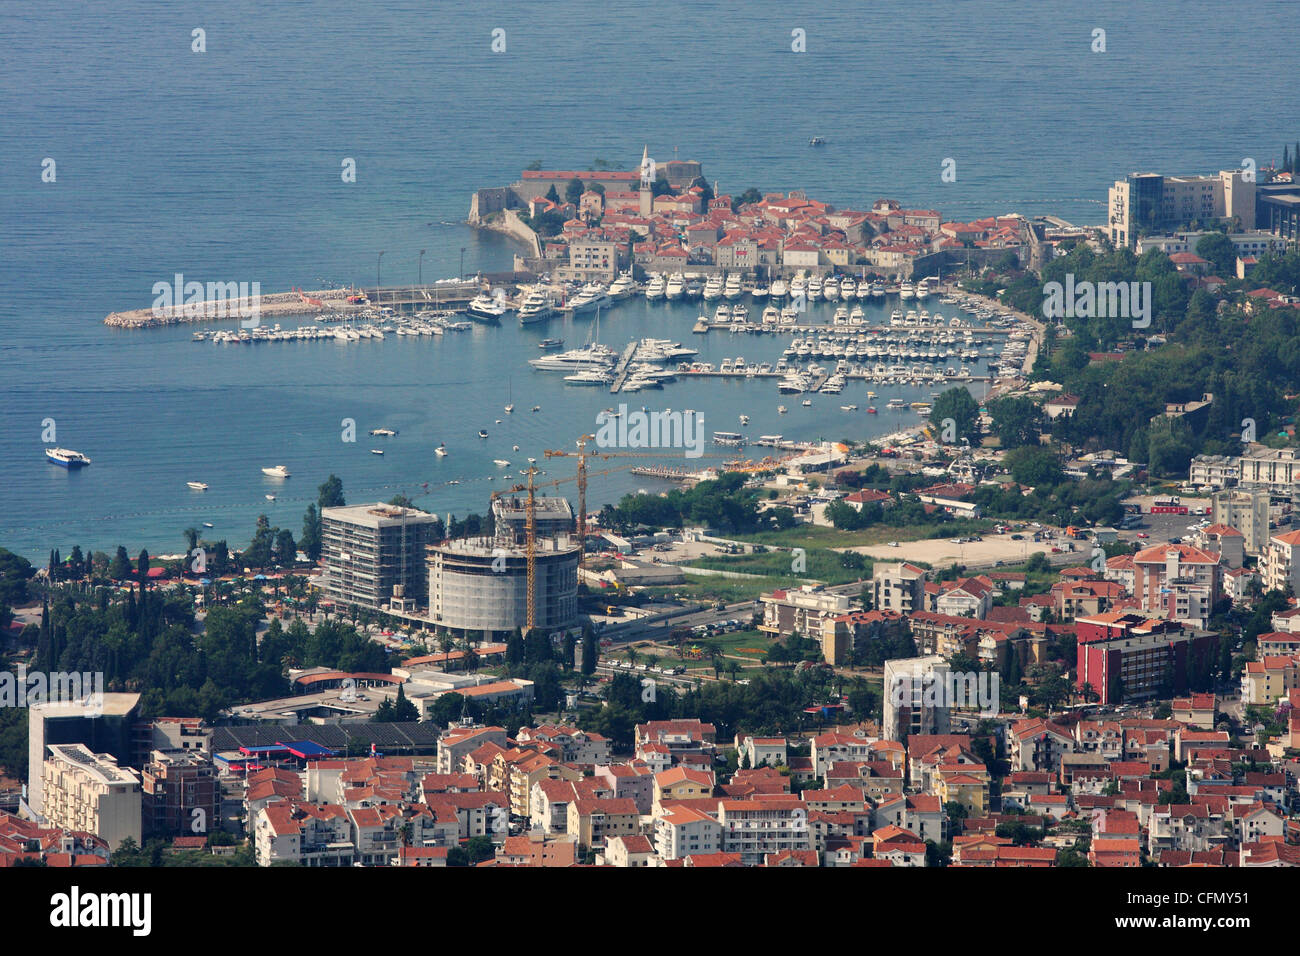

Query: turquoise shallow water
[[0, 0, 1292, 559]]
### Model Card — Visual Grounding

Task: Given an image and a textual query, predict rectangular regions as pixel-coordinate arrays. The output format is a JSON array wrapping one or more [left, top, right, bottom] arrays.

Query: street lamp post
[[419, 249, 426, 288], [377, 251, 385, 303]]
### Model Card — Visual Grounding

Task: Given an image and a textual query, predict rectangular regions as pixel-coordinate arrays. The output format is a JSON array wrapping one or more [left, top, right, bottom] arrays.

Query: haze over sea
[[0, 0, 1292, 561]]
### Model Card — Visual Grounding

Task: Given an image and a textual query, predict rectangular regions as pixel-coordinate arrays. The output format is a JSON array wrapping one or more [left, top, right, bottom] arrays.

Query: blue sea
[[0, 0, 1293, 561]]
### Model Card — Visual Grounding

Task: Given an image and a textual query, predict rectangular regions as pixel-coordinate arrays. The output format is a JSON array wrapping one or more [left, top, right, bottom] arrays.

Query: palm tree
[[625, 646, 639, 668], [183, 527, 200, 554]]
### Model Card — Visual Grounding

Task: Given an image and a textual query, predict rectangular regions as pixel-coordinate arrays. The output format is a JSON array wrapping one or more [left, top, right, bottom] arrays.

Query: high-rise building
[[427, 535, 579, 636], [882, 656, 952, 743], [320, 503, 438, 610], [1108, 170, 1255, 248], [1212, 488, 1270, 556], [140, 748, 220, 839], [41, 744, 142, 850], [27, 693, 140, 818]]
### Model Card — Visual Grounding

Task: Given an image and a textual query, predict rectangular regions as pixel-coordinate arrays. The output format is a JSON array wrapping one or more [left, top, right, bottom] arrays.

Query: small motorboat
[[265, 494, 276, 501], [531, 405, 541, 412], [436, 444, 448, 457], [203, 522, 214, 528], [370, 449, 384, 455], [187, 481, 208, 491], [478, 430, 488, 439]]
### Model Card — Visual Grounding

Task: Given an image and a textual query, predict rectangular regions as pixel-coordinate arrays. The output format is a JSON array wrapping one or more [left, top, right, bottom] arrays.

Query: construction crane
[[544, 434, 723, 569], [489, 461, 654, 632]]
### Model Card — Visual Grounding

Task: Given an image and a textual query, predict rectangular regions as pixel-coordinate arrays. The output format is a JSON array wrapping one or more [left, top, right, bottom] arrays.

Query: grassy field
[[685, 550, 869, 586], [639, 576, 784, 604]]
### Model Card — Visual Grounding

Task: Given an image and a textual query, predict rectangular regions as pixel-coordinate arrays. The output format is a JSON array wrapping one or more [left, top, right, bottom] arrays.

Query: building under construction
[[320, 504, 438, 610], [426, 532, 580, 636], [491, 494, 573, 548]]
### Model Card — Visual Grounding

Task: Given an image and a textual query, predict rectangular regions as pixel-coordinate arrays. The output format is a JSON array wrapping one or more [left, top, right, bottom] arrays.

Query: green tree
[[564, 177, 584, 206], [581, 624, 597, 676], [301, 504, 322, 562], [929, 387, 981, 446], [109, 546, 131, 581], [987, 396, 1045, 450], [318, 474, 346, 509]]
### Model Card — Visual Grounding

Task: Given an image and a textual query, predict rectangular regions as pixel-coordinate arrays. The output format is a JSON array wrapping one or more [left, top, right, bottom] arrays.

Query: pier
[[609, 342, 639, 393], [105, 281, 483, 328]]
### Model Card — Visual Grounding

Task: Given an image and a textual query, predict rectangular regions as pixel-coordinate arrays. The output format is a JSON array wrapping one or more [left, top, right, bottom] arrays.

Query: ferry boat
[[712, 431, 745, 446], [261, 465, 290, 478], [370, 427, 398, 436], [187, 481, 208, 491], [46, 447, 91, 468]]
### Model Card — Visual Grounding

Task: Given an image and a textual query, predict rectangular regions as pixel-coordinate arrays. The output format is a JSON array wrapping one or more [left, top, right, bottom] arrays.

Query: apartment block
[[41, 744, 142, 851], [320, 503, 438, 610]]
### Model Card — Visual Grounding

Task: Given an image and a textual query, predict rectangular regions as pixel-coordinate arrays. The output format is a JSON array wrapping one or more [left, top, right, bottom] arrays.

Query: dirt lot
[[836, 529, 1082, 568]]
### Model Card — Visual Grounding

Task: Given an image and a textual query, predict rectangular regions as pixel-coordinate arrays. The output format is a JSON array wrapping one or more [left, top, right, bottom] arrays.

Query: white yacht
[[899, 280, 916, 300], [823, 276, 840, 301], [529, 342, 618, 370], [723, 272, 743, 300], [261, 465, 290, 478], [644, 274, 667, 300], [467, 293, 508, 322], [435, 444, 448, 457], [608, 272, 635, 299], [840, 277, 857, 300], [564, 368, 614, 385], [916, 278, 932, 299], [665, 273, 686, 299], [762, 305, 780, 324], [751, 284, 769, 300], [871, 281, 885, 297], [518, 288, 554, 324], [770, 278, 788, 299], [790, 273, 807, 301], [702, 274, 724, 300], [494, 459, 511, 467], [807, 274, 823, 301], [187, 481, 208, 491], [568, 285, 612, 314]]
